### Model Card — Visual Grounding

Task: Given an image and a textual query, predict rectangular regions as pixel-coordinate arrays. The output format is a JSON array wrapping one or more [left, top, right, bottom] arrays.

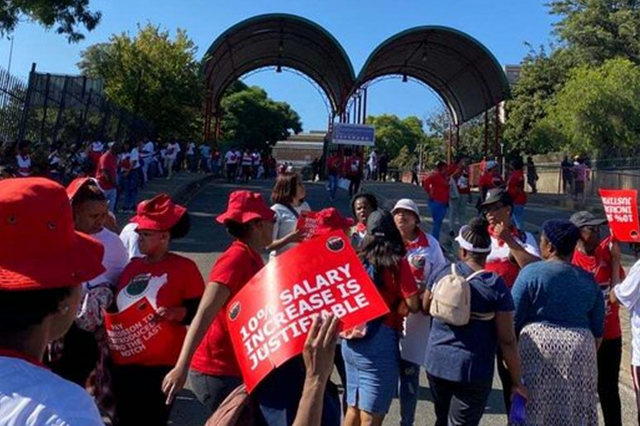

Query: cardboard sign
[[104, 298, 186, 366], [599, 189, 640, 242], [226, 231, 389, 392]]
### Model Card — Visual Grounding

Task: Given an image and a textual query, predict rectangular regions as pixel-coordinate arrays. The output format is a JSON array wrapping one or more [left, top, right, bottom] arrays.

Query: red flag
[[599, 189, 640, 242], [226, 231, 389, 392]]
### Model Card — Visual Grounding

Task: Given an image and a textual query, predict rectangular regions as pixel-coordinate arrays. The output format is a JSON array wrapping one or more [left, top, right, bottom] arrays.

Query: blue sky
[[0, 0, 556, 131]]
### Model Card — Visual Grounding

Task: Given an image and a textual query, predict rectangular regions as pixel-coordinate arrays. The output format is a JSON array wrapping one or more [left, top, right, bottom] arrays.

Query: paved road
[[168, 179, 637, 425]]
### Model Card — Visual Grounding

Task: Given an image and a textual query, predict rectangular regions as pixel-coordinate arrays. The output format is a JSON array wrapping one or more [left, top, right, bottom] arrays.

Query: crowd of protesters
[[0, 140, 639, 426]]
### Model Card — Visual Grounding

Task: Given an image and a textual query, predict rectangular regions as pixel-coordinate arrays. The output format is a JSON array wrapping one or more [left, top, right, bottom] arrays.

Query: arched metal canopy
[[202, 14, 355, 116], [354, 26, 511, 124]]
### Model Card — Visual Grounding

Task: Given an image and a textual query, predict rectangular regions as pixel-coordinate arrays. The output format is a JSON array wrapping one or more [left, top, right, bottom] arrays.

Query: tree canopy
[[219, 81, 302, 149], [0, 0, 101, 42], [78, 24, 203, 139], [504, 0, 640, 158]]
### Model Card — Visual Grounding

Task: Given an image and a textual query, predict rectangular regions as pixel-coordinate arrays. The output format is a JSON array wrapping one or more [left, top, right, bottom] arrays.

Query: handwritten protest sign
[[226, 231, 389, 392], [104, 298, 186, 366], [599, 189, 640, 242]]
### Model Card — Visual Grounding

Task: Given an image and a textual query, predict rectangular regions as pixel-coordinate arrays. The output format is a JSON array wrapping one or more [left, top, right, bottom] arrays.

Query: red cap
[[307, 208, 354, 238], [66, 177, 100, 202], [0, 178, 105, 291], [131, 193, 187, 231], [216, 190, 274, 225]]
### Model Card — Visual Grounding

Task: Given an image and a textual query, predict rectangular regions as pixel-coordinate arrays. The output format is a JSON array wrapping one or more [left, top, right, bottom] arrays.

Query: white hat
[[455, 225, 491, 253], [391, 198, 420, 222]]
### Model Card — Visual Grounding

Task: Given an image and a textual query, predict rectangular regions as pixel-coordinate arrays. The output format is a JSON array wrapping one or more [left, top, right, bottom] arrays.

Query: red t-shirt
[[191, 241, 265, 377], [96, 152, 118, 190], [507, 170, 527, 205], [478, 171, 503, 191], [115, 253, 205, 365], [327, 155, 342, 176], [377, 259, 420, 331], [422, 171, 450, 204], [572, 237, 624, 340]]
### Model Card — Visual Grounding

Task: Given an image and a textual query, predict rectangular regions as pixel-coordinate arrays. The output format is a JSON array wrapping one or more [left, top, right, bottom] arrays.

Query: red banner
[[104, 298, 186, 366], [226, 231, 389, 392], [599, 189, 640, 242]]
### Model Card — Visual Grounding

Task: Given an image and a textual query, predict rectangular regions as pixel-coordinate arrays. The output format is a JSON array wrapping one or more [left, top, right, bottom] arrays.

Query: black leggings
[[111, 365, 173, 426], [598, 338, 622, 426]]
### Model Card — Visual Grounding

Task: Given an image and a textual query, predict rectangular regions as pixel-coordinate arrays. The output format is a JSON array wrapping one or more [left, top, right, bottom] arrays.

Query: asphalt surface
[[167, 178, 638, 425]]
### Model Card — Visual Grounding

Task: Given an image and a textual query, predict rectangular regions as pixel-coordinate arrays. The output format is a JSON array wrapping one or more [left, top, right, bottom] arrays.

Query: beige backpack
[[430, 264, 495, 326]]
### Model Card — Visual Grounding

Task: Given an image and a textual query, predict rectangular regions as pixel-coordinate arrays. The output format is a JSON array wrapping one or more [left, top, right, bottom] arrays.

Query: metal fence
[[0, 63, 154, 147]]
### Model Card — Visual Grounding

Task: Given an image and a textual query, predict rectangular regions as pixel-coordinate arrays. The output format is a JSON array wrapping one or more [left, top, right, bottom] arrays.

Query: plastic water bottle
[[509, 393, 526, 424]]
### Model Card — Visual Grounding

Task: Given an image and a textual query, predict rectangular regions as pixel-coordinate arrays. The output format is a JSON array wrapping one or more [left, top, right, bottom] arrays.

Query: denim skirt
[[342, 323, 400, 414]]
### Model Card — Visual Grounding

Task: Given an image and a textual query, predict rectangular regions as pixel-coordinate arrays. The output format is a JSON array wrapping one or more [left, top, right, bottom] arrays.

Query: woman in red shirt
[[507, 158, 527, 230], [162, 190, 275, 414], [342, 210, 420, 426], [110, 194, 204, 426], [422, 161, 450, 242]]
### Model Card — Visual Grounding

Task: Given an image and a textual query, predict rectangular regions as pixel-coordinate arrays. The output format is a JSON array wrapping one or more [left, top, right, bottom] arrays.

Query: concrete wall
[[536, 166, 640, 195]]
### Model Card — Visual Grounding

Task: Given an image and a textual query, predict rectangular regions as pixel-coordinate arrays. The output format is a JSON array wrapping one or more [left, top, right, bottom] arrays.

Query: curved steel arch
[[353, 26, 510, 124], [202, 13, 356, 116]]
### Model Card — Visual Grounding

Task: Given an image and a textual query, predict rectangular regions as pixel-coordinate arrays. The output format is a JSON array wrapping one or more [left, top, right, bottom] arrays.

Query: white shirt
[[225, 150, 238, 164], [615, 259, 640, 365], [270, 202, 311, 258], [186, 142, 196, 155], [129, 148, 140, 169], [16, 155, 31, 177], [400, 230, 447, 366], [85, 228, 128, 289], [141, 141, 155, 159], [119, 222, 142, 260], [0, 356, 103, 426], [166, 142, 180, 160], [486, 231, 539, 263]]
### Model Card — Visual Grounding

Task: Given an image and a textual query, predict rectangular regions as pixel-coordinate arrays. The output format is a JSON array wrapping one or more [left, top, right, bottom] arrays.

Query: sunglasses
[[581, 225, 600, 233], [483, 203, 505, 213]]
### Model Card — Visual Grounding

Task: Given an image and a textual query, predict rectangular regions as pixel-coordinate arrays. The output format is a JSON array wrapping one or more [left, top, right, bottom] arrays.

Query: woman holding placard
[[109, 194, 204, 426], [162, 190, 275, 414], [267, 171, 311, 257]]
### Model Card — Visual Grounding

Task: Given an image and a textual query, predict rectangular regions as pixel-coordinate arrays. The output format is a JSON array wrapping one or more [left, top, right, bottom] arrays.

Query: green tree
[[366, 114, 428, 161], [220, 84, 302, 148], [0, 0, 101, 42], [503, 47, 574, 154], [540, 58, 640, 158], [78, 24, 203, 139], [549, 0, 640, 65]]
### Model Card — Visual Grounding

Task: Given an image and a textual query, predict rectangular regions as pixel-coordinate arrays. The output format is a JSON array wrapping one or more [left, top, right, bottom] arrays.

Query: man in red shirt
[[96, 142, 121, 213], [422, 161, 449, 241], [571, 211, 623, 426], [507, 158, 527, 230]]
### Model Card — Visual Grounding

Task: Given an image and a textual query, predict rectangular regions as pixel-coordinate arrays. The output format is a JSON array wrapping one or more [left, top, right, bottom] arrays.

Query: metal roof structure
[[202, 15, 510, 135], [354, 26, 511, 124], [202, 14, 355, 116]]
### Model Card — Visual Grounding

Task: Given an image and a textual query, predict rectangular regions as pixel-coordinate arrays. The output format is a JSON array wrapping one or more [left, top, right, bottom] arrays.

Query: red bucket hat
[[216, 190, 275, 225], [0, 178, 105, 291], [306, 208, 354, 239], [131, 193, 187, 231]]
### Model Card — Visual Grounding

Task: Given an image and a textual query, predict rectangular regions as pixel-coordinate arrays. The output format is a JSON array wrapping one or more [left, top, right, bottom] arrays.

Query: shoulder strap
[[279, 203, 300, 218], [466, 269, 487, 281]]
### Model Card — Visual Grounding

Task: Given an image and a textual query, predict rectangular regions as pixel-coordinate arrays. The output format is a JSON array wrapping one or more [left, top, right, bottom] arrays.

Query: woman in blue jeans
[[423, 218, 527, 426], [342, 210, 420, 426]]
